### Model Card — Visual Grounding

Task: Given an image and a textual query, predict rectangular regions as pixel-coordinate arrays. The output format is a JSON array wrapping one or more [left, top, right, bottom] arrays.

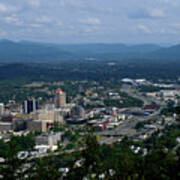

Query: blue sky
[[0, 0, 180, 44]]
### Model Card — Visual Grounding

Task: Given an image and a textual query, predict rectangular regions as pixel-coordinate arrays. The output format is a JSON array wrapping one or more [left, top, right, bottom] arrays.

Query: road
[[121, 84, 149, 105], [121, 84, 166, 107], [27, 147, 85, 161], [96, 84, 165, 144]]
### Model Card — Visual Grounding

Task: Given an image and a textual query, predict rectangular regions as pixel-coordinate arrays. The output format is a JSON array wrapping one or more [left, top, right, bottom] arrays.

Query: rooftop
[[56, 88, 64, 93]]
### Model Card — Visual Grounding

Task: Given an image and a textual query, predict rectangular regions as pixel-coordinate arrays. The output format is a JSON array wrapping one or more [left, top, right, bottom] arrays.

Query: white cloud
[[78, 17, 101, 26], [149, 8, 165, 18], [36, 16, 52, 23], [138, 24, 152, 34], [30, 23, 42, 28], [59, 0, 66, 7], [56, 21, 63, 27], [0, 3, 7, 13], [59, 0, 79, 8], [171, 23, 180, 28], [156, 0, 178, 6], [59, 0, 113, 15], [4, 15, 23, 26], [27, 0, 40, 8], [160, 28, 166, 33], [83, 26, 99, 33], [129, 8, 165, 19], [0, 3, 19, 14]]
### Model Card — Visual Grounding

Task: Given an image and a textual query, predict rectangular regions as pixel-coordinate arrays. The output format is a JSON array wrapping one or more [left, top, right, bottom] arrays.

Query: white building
[[135, 79, 146, 83], [36, 132, 62, 148], [0, 103, 4, 115], [121, 78, 134, 83], [160, 90, 179, 99]]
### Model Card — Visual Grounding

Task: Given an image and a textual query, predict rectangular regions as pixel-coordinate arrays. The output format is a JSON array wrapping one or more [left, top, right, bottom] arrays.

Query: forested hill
[[0, 39, 180, 63], [0, 39, 73, 63]]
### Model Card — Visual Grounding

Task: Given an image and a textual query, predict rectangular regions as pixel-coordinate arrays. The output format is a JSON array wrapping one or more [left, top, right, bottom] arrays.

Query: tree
[[175, 106, 180, 121], [0, 139, 22, 180]]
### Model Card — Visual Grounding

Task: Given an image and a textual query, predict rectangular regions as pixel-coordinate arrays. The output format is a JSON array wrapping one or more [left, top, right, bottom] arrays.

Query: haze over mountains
[[0, 39, 180, 63]]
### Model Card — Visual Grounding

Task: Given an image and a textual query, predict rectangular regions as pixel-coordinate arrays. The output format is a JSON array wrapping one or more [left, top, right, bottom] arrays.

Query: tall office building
[[0, 103, 4, 115], [23, 99, 38, 114], [55, 88, 66, 108]]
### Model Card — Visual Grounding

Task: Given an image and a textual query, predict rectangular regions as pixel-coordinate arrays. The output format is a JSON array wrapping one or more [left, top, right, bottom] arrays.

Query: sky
[[0, 0, 180, 44]]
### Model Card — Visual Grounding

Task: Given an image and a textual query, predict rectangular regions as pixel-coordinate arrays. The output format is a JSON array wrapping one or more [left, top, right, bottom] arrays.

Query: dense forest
[[0, 60, 180, 83]]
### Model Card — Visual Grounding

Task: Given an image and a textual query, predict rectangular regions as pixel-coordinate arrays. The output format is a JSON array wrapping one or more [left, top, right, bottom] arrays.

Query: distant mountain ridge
[[0, 39, 180, 63], [148, 44, 180, 59], [0, 39, 73, 62]]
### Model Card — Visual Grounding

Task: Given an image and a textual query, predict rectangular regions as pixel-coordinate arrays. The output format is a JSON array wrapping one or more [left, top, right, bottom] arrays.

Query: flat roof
[[0, 122, 12, 125]]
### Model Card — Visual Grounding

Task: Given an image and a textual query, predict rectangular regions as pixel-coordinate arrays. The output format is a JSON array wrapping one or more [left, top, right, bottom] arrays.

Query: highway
[[96, 84, 165, 144], [121, 84, 166, 107]]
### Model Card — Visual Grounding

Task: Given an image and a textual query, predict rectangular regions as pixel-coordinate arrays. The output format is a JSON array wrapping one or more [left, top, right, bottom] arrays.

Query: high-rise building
[[0, 103, 4, 115], [23, 99, 38, 114], [55, 88, 66, 108]]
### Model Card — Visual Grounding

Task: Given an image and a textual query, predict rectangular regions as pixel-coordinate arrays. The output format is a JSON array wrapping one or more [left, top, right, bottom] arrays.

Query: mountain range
[[0, 39, 180, 63]]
